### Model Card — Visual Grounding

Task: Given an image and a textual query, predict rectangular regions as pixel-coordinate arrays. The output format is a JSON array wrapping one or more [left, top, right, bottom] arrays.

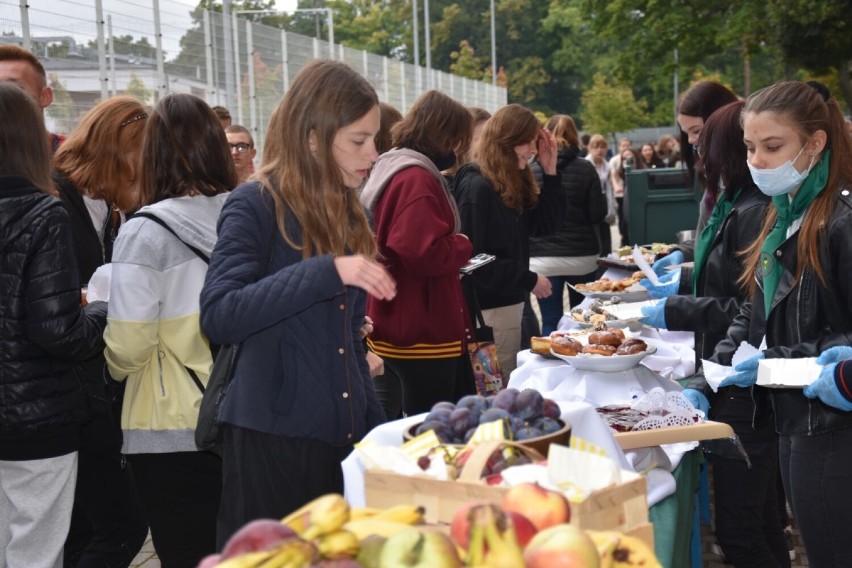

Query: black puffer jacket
[[704, 188, 852, 436], [0, 176, 108, 460], [529, 146, 608, 257]]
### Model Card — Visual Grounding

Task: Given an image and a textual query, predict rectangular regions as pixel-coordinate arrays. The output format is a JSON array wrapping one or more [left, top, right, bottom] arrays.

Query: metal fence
[[1, 0, 506, 152]]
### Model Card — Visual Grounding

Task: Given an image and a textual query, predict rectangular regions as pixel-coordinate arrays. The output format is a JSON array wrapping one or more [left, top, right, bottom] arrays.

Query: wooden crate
[[364, 443, 652, 547]]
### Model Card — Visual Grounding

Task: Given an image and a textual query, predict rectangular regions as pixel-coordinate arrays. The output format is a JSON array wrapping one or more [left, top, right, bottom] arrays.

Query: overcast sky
[[1, 0, 299, 59]]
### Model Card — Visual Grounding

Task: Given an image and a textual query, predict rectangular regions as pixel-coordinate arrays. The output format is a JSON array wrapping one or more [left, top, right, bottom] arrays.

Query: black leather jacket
[[708, 188, 852, 436], [0, 177, 108, 460]]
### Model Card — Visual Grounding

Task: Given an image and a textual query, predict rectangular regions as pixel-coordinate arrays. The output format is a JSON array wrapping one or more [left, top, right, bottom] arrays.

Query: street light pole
[[490, 0, 496, 86]]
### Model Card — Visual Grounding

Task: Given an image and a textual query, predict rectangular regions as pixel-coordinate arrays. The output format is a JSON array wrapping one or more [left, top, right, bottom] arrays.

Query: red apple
[[505, 510, 538, 548], [523, 524, 600, 568], [220, 519, 301, 559], [449, 501, 487, 551], [501, 483, 571, 531]]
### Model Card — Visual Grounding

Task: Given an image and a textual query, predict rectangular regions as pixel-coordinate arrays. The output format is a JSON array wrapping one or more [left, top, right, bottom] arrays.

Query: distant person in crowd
[[652, 81, 740, 275], [639, 101, 786, 568], [0, 44, 63, 151], [657, 133, 681, 167], [453, 104, 563, 375], [52, 96, 149, 568], [375, 102, 403, 155], [212, 105, 231, 129], [613, 146, 644, 247], [225, 124, 257, 183], [445, 106, 491, 183], [578, 132, 591, 157], [200, 60, 392, 546], [585, 134, 615, 252], [360, 90, 475, 416], [0, 82, 108, 568], [528, 114, 607, 334], [713, 80, 852, 568], [640, 142, 665, 169], [104, 94, 237, 568]]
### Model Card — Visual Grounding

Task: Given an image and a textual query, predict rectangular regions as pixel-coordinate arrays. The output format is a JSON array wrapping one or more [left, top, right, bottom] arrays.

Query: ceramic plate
[[568, 283, 650, 303], [550, 344, 657, 372]]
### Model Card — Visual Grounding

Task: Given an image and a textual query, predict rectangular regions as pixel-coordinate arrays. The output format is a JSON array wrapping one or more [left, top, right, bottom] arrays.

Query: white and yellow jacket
[[105, 194, 228, 454]]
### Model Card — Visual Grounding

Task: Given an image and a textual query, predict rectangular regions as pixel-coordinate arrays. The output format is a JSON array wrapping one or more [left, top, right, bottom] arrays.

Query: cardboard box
[[613, 420, 734, 450], [363, 441, 652, 546]]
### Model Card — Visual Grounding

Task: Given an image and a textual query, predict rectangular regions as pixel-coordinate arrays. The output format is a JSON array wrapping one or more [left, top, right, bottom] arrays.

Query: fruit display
[[412, 390, 563, 446], [197, 485, 661, 567]]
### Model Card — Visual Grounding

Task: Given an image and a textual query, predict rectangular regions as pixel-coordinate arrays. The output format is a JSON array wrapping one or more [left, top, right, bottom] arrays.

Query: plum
[[491, 388, 520, 413], [541, 398, 561, 420], [415, 420, 451, 442], [479, 407, 511, 424], [532, 416, 562, 434], [423, 408, 452, 425], [449, 407, 477, 436], [456, 394, 489, 414], [514, 426, 543, 440], [514, 389, 544, 421]]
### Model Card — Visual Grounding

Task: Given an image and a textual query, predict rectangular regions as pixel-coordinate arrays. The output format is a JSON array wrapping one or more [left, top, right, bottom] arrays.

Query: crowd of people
[[2, 41, 852, 568]]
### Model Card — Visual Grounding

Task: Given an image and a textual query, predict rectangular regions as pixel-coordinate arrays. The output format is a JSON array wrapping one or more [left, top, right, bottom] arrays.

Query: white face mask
[[747, 146, 814, 197]]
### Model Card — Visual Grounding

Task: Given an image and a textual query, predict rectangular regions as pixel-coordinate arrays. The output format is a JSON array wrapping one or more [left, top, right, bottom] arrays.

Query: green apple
[[378, 528, 462, 568]]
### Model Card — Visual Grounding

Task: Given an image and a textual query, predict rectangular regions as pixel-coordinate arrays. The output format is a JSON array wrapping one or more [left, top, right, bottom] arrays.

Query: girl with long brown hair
[[453, 104, 562, 375], [200, 60, 395, 545], [711, 81, 852, 566]]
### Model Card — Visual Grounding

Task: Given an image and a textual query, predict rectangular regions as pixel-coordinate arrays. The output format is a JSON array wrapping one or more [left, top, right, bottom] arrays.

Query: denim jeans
[[536, 272, 597, 335], [779, 427, 852, 567]]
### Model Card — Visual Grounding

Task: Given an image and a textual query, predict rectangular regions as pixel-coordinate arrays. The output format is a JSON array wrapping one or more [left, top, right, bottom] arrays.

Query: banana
[[348, 506, 383, 521], [281, 493, 350, 540], [370, 504, 425, 525], [316, 529, 360, 559], [611, 534, 662, 568], [214, 549, 279, 568], [585, 530, 622, 568], [343, 518, 418, 541], [254, 539, 318, 568]]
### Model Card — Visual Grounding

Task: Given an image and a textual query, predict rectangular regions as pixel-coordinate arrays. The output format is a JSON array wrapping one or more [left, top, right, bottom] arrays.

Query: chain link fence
[[1, 0, 506, 153]]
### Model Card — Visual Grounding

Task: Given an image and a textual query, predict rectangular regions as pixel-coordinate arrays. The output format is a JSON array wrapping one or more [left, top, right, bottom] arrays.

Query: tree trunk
[[838, 62, 852, 116], [742, 40, 751, 96]]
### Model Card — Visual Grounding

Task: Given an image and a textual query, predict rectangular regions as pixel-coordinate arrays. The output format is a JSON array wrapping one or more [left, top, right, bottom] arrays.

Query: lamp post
[[490, 0, 496, 86]]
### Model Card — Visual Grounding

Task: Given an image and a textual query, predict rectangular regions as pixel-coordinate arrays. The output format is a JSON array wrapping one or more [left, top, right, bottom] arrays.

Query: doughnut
[[552, 336, 583, 356], [588, 330, 621, 347], [616, 338, 648, 355], [582, 344, 616, 357], [530, 336, 552, 356], [609, 328, 626, 341]]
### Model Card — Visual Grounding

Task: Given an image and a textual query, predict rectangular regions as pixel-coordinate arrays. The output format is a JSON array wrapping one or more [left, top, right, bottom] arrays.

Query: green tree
[[579, 74, 650, 139], [449, 40, 484, 80], [124, 73, 153, 104], [45, 74, 79, 136]]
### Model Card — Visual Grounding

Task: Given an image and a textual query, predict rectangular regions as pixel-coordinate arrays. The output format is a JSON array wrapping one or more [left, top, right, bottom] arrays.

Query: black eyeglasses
[[229, 142, 252, 154]]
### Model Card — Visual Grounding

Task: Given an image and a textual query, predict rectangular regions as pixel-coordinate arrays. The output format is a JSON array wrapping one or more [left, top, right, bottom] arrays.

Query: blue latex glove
[[639, 298, 667, 329], [803, 361, 852, 411], [682, 388, 710, 415], [639, 268, 681, 299], [651, 250, 685, 276], [816, 345, 852, 365], [719, 353, 764, 388]]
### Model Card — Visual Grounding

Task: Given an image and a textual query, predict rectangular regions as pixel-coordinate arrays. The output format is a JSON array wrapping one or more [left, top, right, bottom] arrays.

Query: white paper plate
[[550, 344, 657, 372], [571, 318, 634, 329]]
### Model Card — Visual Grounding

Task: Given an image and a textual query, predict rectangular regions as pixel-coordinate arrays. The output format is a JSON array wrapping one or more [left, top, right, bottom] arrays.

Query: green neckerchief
[[759, 150, 831, 314], [693, 189, 741, 295]]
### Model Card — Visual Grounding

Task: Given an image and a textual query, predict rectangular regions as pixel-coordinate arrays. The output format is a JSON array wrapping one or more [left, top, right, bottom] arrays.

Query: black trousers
[[216, 424, 353, 549], [779, 427, 852, 568], [127, 451, 222, 568], [712, 416, 790, 568], [64, 380, 147, 568], [376, 355, 476, 417]]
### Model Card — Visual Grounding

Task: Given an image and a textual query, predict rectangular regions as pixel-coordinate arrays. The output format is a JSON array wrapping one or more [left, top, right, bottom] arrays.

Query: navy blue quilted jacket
[[200, 183, 385, 446]]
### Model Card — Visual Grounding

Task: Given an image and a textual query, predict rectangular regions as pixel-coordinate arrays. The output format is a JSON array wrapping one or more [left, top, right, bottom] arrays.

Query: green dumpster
[[624, 167, 702, 245]]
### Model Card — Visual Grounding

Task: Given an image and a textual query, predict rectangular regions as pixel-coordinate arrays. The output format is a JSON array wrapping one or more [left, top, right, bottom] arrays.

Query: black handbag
[[194, 343, 240, 456]]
